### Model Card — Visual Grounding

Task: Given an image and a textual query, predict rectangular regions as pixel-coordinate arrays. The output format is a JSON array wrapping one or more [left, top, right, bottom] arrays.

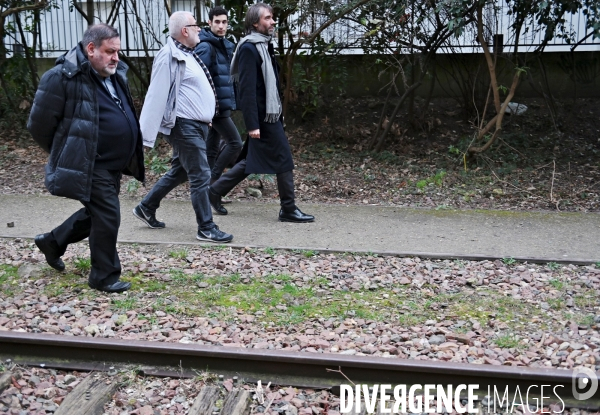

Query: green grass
[[549, 278, 565, 290], [0, 265, 18, 285], [165, 279, 546, 332], [43, 278, 82, 297], [169, 269, 192, 286], [416, 179, 428, 190], [138, 279, 167, 292], [502, 257, 516, 265], [137, 314, 158, 325], [547, 262, 560, 271], [494, 333, 521, 349], [112, 297, 139, 312], [169, 248, 189, 260], [187, 276, 394, 323], [576, 314, 595, 327], [145, 149, 171, 175], [164, 304, 179, 314], [210, 245, 230, 251], [3, 247, 596, 353], [151, 297, 184, 315], [0, 265, 18, 296], [547, 298, 565, 310], [74, 257, 91, 274], [415, 170, 447, 190], [574, 291, 597, 308]]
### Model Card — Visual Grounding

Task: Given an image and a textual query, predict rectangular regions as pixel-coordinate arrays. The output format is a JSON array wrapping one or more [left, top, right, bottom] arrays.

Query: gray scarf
[[231, 32, 281, 123]]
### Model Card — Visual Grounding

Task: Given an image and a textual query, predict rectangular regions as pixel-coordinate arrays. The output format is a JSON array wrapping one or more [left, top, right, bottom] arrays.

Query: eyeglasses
[[185, 24, 200, 28]]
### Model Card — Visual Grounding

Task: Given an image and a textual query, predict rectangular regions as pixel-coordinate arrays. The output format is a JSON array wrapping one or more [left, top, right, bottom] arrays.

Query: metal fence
[[4, 0, 600, 58], [288, 0, 600, 54], [7, 0, 207, 57]]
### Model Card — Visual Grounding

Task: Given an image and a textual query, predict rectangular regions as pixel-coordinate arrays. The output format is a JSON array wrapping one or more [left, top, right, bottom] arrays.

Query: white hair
[[169, 11, 193, 39]]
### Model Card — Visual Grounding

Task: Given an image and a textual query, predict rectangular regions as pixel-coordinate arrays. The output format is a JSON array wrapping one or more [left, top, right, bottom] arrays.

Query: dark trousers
[[50, 169, 122, 286], [211, 159, 297, 212], [140, 117, 215, 231], [206, 115, 243, 181]]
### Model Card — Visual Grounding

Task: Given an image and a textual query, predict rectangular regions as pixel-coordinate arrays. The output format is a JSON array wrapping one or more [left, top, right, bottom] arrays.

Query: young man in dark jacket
[[195, 6, 242, 185], [27, 24, 144, 293], [208, 3, 314, 223]]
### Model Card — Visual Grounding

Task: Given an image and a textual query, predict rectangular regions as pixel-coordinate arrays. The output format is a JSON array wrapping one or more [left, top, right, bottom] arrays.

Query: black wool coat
[[236, 41, 294, 174]]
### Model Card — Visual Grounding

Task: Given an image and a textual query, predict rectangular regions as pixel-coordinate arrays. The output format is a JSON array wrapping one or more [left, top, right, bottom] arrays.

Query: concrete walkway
[[1, 194, 599, 263]]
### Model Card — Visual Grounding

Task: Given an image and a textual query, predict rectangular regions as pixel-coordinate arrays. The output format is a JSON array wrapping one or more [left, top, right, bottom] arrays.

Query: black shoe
[[88, 281, 131, 293], [197, 226, 233, 243], [208, 187, 228, 215], [34, 233, 65, 271], [133, 204, 165, 229], [279, 208, 315, 223]]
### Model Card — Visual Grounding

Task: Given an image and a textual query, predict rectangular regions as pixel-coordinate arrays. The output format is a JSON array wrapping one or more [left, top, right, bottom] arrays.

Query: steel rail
[[0, 331, 598, 409]]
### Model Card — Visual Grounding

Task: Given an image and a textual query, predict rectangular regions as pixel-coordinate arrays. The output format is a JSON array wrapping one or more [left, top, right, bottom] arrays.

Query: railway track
[[1, 331, 599, 414]]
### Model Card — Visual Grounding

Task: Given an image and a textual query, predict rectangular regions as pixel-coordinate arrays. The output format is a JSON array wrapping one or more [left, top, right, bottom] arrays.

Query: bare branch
[[1, 0, 48, 18], [325, 366, 356, 386], [71, 1, 88, 22]]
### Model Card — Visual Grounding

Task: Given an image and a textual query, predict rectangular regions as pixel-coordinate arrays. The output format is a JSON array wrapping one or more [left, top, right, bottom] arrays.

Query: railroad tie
[[188, 385, 251, 415], [188, 385, 221, 415], [0, 370, 21, 394], [221, 388, 251, 415], [54, 372, 119, 415]]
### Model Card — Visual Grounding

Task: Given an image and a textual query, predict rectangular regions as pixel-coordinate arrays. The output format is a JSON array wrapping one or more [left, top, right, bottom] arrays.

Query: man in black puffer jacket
[[27, 23, 144, 293], [195, 6, 242, 186]]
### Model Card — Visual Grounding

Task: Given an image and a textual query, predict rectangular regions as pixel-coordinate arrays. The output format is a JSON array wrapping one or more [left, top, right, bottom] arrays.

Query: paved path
[[1, 194, 598, 263]]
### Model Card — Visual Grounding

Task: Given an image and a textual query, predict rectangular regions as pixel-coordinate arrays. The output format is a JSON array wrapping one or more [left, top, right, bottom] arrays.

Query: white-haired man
[[133, 11, 233, 243]]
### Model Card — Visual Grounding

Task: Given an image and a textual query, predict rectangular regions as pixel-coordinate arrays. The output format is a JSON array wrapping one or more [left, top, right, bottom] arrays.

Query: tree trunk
[[86, 0, 94, 25], [16, 13, 39, 91], [467, 2, 522, 155], [374, 81, 422, 153], [369, 83, 394, 151]]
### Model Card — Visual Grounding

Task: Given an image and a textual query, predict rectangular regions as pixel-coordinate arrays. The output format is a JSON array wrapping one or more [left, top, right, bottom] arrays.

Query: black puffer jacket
[[27, 43, 144, 202], [195, 28, 237, 113]]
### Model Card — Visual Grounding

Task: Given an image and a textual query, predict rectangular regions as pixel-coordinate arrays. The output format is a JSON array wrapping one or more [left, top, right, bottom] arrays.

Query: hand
[[248, 129, 260, 139]]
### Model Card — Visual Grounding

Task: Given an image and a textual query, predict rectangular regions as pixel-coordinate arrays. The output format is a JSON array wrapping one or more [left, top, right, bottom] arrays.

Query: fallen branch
[[497, 137, 526, 159], [325, 366, 355, 386], [489, 170, 534, 195]]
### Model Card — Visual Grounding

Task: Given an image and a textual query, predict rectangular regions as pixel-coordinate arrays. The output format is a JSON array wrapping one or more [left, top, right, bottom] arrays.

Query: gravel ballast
[[1, 238, 599, 373]]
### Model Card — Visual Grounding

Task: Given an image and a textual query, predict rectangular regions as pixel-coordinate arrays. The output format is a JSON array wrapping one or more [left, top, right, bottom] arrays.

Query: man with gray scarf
[[208, 3, 314, 223]]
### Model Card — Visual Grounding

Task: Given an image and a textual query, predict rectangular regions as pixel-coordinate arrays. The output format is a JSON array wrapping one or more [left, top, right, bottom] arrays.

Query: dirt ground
[[0, 96, 598, 212]]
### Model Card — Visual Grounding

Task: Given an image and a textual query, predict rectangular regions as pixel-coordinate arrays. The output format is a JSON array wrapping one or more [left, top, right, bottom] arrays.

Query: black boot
[[34, 233, 65, 271], [279, 208, 315, 223], [209, 187, 228, 215]]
